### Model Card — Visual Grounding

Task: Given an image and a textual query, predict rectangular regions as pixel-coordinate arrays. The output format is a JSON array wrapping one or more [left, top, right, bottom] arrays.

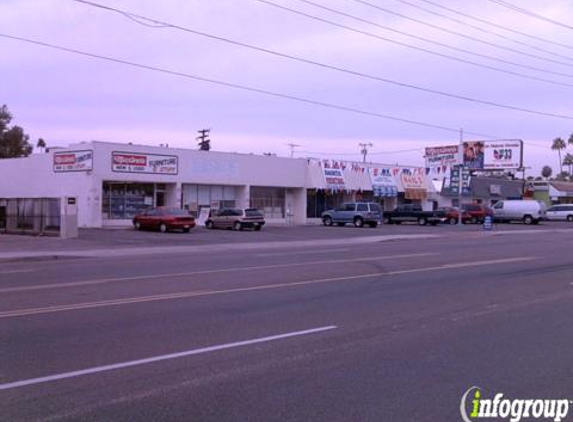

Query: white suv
[[545, 204, 573, 222]]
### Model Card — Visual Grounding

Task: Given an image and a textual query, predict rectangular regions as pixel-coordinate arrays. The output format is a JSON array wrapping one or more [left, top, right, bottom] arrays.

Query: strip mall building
[[0, 141, 443, 228]]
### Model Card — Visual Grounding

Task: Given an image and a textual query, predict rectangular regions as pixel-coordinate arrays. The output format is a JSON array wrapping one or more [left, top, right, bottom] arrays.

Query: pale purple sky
[[2, 0, 573, 176]]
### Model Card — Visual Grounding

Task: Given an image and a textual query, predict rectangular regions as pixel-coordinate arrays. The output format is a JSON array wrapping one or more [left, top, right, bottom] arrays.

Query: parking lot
[[1, 220, 571, 258]]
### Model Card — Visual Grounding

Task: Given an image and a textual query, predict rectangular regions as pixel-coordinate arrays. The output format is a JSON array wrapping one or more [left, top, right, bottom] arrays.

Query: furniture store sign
[[53, 150, 93, 172], [112, 152, 178, 175]]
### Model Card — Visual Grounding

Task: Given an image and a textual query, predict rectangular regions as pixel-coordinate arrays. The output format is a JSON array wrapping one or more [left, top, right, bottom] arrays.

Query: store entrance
[[156, 192, 165, 207]]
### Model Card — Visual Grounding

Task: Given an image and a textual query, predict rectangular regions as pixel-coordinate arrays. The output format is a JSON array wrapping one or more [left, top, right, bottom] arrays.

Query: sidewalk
[[0, 233, 442, 261]]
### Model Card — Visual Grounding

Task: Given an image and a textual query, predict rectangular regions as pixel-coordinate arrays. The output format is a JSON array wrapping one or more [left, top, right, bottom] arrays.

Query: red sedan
[[133, 207, 196, 233]]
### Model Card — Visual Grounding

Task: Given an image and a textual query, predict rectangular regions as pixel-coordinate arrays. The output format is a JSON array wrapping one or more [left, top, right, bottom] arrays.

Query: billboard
[[53, 150, 93, 172], [112, 152, 178, 175], [463, 140, 523, 170], [425, 145, 460, 167]]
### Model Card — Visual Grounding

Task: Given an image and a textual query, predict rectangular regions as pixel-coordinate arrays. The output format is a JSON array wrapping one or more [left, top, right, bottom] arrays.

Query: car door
[[342, 203, 357, 223], [546, 206, 559, 221], [492, 201, 504, 220]]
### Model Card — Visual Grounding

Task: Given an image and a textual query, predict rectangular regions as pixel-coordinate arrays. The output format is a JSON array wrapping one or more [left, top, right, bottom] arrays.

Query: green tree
[[551, 137, 567, 174], [0, 105, 33, 158], [36, 138, 47, 153], [541, 165, 553, 180]]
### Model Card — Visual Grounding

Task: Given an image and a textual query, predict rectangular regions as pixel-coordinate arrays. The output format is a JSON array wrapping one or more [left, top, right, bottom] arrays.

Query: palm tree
[[563, 153, 573, 176], [541, 165, 552, 180], [551, 137, 567, 173]]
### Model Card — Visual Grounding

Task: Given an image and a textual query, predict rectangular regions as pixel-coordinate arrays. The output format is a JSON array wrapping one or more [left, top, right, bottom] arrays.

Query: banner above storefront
[[369, 167, 398, 197], [401, 173, 427, 200], [112, 151, 178, 175], [53, 150, 93, 173], [323, 160, 346, 191]]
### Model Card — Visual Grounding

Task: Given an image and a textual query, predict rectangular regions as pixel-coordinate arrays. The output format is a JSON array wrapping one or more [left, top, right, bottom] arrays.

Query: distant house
[[531, 180, 573, 206]]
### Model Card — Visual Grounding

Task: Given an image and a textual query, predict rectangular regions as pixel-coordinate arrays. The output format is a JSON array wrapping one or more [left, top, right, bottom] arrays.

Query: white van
[[545, 204, 573, 222], [491, 200, 546, 225]]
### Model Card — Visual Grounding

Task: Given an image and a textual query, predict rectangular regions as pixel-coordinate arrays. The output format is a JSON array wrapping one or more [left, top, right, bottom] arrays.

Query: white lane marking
[[0, 326, 337, 391], [0, 253, 436, 293], [256, 248, 350, 257], [0, 257, 535, 319], [0, 269, 36, 275]]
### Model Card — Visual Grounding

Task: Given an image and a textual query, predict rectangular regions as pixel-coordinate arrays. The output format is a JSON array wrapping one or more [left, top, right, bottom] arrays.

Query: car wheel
[[233, 221, 243, 231], [323, 216, 333, 226], [159, 223, 168, 233], [448, 218, 457, 225], [418, 217, 427, 226], [206, 220, 214, 229], [353, 217, 364, 228], [523, 215, 533, 225], [134, 221, 142, 230], [567, 215, 573, 222], [471, 217, 478, 224], [182, 228, 190, 233]]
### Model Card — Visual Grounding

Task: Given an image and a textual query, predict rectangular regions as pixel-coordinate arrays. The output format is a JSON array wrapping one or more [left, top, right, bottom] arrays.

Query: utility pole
[[196, 129, 211, 151], [359, 142, 373, 163], [458, 129, 464, 226], [286, 143, 301, 158]]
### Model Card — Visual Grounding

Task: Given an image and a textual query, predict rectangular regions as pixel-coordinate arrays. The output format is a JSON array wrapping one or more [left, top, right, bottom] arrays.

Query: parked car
[[321, 202, 383, 227], [545, 204, 573, 222], [133, 207, 196, 233], [491, 200, 546, 225], [461, 204, 493, 224], [440, 207, 472, 225], [384, 204, 446, 226], [205, 208, 265, 231]]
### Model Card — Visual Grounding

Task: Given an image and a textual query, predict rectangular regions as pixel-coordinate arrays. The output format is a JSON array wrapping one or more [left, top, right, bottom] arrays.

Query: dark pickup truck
[[384, 204, 446, 226]]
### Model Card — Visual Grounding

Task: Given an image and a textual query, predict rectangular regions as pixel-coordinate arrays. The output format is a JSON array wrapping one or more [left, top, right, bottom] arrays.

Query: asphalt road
[[1, 226, 573, 421]]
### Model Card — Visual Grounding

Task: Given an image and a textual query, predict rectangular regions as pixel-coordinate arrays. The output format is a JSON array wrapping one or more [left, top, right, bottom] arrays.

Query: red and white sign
[[112, 152, 178, 174], [53, 150, 93, 172], [425, 145, 460, 167], [400, 174, 425, 189]]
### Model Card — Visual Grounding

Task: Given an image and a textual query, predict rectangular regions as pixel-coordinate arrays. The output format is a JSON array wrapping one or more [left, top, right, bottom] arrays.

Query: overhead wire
[[66, 0, 573, 121], [0, 33, 502, 139], [484, 0, 573, 31], [253, 0, 573, 88], [390, 0, 573, 63], [341, 0, 573, 68], [417, 0, 573, 51]]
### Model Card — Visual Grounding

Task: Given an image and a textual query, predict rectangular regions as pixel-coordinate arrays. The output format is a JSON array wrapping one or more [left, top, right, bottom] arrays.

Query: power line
[[254, 0, 573, 88], [342, 0, 573, 69], [67, 0, 573, 120], [0, 33, 501, 139], [417, 0, 573, 51], [484, 0, 573, 31], [390, 0, 573, 63]]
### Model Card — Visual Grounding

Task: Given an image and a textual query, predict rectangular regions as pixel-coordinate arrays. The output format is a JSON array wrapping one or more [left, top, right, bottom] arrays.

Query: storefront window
[[306, 189, 345, 218], [182, 184, 238, 216], [250, 186, 285, 218], [102, 182, 154, 219]]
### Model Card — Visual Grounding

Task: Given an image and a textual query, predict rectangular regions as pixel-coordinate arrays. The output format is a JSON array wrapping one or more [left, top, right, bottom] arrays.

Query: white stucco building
[[0, 141, 442, 229]]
